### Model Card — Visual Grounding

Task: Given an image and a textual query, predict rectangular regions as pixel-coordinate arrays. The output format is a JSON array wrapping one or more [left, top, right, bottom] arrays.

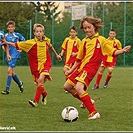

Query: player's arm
[[113, 45, 131, 56], [49, 45, 62, 61], [4, 44, 12, 61], [2, 37, 16, 47], [59, 49, 65, 57], [65, 60, 80, 76]]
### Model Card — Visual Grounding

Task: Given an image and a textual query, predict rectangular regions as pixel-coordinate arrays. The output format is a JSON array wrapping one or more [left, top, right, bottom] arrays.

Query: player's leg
[[1, 66, 13, 95], [75, 82, 100, 120], [63, 66, 70, 93], [103, 67, 113, 88], [92, 65, 106, 90]]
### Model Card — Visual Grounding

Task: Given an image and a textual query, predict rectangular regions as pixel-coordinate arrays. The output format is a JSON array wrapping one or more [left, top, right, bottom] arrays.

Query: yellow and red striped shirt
[[61, 36, 81, 63], [15, 36, 52, 74], [103, 37, 122, 62], [76, 33, 116, 72]]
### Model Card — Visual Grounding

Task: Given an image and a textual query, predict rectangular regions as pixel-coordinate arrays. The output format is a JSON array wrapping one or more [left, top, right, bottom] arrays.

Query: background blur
[[0, 1, 132, 66]]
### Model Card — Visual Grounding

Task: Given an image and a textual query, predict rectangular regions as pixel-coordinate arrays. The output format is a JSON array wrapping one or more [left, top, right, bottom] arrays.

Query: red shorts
[[67, 65, 99, 90], [64, 56, 76, 70], [101, 60, 116, 68], [31, 62, 52, 85]]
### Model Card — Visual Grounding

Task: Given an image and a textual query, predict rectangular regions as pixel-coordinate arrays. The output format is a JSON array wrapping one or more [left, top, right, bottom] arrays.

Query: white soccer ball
[[61, 106, 79, 122]]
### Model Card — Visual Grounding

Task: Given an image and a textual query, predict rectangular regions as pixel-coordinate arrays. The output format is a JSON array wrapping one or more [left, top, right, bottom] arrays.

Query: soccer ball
[[61, 106, 79, 122]]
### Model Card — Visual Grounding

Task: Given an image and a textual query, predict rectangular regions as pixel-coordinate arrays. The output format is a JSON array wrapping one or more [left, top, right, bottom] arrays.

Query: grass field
[[0, 66, 132, 132]]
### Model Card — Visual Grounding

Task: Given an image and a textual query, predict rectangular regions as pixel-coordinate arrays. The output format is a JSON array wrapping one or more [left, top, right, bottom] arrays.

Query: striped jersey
[[103, 37, 122, 62], [61, 36, 81, 63], [15, 36, 52, 74], [0, 30, 4, 47], [76, 33, 116, 72]]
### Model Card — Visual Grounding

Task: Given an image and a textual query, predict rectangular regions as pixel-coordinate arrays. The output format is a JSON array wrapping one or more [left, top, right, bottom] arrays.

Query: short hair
[[110, 29, 116, 33], [80, 16, 103, 33], [6, 20, 15, 27], [70, 26, 78, 32], [33, 23, 44, 32]]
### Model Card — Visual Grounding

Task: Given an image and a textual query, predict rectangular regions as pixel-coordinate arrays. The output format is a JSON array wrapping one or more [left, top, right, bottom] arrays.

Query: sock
[[34, 85, 44, 103], [96, 73, 102, 86], [12, 74, 21, 85], [105, 74, 112, 83], [80, 92, 97, 113], [6, 76, 12, 91], [42, 90, 48, 98], [72, 91, 81, 100]]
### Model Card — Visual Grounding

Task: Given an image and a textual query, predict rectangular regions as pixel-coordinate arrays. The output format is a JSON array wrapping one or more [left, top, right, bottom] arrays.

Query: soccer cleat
[[1, 90, 10, 95], [88, 111, 100, 120], [29, 100, 38, 107], [65, 90, 69, 94], [19, 81, 24, 93], [41, 96, 47, 105], [103, 82, 108, 88], [80, 99, 95, 109], [92, 84, 99, 90]]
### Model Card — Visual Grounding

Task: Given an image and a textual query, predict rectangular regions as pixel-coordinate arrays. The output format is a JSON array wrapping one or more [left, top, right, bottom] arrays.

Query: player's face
[[69, 29, 77, 38], [34, 27, 44, 40], [82, 21, 95, 37], [7, 24, 15, 34], [109, 31, 116, 39]]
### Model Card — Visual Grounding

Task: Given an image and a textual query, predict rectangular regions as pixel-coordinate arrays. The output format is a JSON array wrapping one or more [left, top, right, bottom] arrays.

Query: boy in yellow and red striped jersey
[[63, 16, 131, 120], [2, 23, 62, 107], [60, 26, 81, 80], [92, 29, 122, 90], [59, 26, 81, 93]]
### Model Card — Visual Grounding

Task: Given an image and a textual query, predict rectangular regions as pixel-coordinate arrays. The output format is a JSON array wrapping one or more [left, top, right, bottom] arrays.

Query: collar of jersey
[[86, 33, 99, 39]]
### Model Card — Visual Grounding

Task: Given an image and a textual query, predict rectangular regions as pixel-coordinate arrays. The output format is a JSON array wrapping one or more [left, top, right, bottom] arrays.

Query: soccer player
[[59, 26, 81, 93], [63, 16, 131, 120], [92, 29, 122, 89], [1, 21, 25, 95], [2, 23, 62, 107]]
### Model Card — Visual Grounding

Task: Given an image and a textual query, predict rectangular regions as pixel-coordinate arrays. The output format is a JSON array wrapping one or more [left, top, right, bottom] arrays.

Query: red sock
[[96, 73, 102, 85], [72, 92, 81, 100], [42, 91, 48, 98], [106, 74, 112, 82], [80, 92, 97, 113], [34, 85, 44, 103]]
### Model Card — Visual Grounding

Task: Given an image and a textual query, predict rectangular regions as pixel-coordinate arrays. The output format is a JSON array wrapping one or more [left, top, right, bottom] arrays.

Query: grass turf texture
[[0, 66, 132, 131]]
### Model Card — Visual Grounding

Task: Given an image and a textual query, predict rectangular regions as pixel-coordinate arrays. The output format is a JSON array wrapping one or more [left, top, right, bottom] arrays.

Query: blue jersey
[[5, 32, 25, 59], [0, 30, 4, 47]]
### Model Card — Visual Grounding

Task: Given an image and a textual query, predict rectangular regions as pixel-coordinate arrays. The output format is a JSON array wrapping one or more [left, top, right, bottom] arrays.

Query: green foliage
[[0, 66, 132, 131], [0, 2, 132, 66]]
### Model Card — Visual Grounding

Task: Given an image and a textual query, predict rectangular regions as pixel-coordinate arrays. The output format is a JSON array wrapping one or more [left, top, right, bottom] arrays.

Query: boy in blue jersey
[[1, 20, 25, 95]]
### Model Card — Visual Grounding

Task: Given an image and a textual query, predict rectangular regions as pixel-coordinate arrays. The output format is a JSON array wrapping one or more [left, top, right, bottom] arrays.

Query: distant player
[[92, 29, 122, 89], [1, 21, 25, 95], [2, 23, 62, 107], [59, 26, 81, 93]]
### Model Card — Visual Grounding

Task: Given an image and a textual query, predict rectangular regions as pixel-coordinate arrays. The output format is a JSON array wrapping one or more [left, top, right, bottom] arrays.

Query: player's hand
[[56, 54, 62, 61], [7, 55, 12, 62], [71, 52, 77, 57], [2, 36, 8, 45], [65, 69, 72, 76], [123, 45, 131, 53]]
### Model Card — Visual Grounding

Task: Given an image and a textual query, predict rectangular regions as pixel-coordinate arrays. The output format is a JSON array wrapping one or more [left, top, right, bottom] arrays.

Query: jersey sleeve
[[15, 40, 34, 52], [117, 40, 122, 50], [101, 38, 116, 56], [16, 32, 26, 41], [61, 38, 68, 50]]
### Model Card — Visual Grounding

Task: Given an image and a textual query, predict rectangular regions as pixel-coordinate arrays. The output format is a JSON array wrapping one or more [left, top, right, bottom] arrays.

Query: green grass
[[0, 66, 132, 131]]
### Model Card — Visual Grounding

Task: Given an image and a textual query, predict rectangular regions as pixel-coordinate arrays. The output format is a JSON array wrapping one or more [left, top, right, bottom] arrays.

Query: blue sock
[[6, 76, 12, 91], [12, 74, 21, 85]]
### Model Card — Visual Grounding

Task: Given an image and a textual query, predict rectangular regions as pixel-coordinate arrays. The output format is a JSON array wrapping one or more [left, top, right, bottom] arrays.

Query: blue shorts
[[7, 58, 18, 68]]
